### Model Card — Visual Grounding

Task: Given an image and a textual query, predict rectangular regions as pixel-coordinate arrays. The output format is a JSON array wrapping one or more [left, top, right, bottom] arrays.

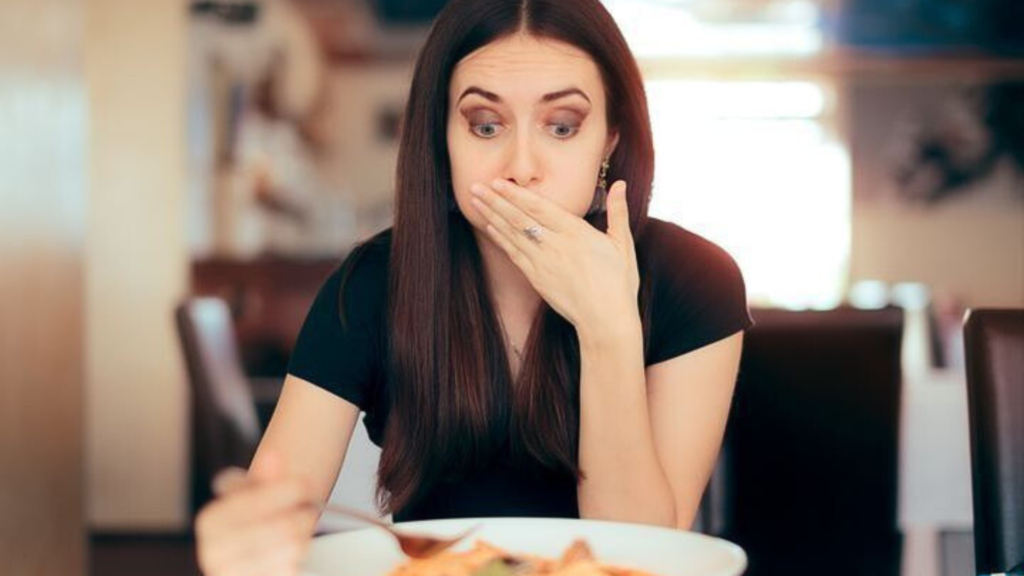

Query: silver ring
[[523, 224, 544, 243]]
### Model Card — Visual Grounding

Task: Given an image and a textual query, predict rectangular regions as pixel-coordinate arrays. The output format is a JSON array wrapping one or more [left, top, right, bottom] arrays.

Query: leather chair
[[175, 297, 263, 517], [708, 306, 905, 576], [963, 308, 1024, 575]]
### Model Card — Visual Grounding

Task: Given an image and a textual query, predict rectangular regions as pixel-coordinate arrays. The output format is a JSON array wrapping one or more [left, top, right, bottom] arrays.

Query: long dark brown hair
[[339, 0, 656, 515]]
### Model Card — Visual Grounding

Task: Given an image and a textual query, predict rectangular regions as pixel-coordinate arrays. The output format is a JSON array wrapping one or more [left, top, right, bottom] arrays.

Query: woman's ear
[[604, 131, 620, 158]]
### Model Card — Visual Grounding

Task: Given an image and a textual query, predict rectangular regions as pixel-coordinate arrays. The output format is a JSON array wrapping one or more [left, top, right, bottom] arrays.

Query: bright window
[[644, 79, 851, 309]]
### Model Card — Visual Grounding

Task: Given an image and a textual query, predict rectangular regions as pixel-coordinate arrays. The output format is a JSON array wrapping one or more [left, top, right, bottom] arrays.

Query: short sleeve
[[286, 247, 387, 410], [643, 220, 755, 366]]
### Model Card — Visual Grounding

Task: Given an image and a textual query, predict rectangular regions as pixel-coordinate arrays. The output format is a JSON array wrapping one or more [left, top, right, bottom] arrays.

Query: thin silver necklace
[[496, 313, 524, 360]]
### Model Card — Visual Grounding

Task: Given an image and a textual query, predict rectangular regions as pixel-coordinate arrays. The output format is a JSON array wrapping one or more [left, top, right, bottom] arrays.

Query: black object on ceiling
[[370, 0, 450, 25], [190, 1, 260, 25], [188, 1, 450, 27]]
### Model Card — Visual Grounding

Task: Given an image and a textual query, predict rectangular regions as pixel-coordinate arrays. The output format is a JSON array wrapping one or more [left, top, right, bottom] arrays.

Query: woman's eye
[[468, 121, 579, 139], [470, 122, 503, 139], [549, 123, 580, 139]]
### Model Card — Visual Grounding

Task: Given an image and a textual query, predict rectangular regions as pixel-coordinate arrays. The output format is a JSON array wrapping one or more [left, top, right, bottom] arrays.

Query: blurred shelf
[[190, 255, 342, 377]]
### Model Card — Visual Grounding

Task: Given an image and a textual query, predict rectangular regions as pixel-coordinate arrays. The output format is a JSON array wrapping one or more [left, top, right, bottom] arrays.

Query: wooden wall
[[0, 0, 87, 573]]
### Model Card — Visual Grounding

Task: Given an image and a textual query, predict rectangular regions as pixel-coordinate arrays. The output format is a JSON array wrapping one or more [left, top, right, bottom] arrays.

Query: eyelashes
[[549, 123, 580, 139], [458, 103, 589, 140], [469, 122, 581, 140], [469, 122, 501, 138]]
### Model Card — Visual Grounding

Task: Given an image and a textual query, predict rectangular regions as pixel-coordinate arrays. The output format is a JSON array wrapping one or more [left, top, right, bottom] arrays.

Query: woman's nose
[[502, 133, 541, 189]]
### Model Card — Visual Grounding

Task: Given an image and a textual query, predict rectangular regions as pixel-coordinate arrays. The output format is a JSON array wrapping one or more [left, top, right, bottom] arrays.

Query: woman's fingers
[[195, 448, 322, 576], [195, 477, 320, 576], [198, 507, 312, 576], [198, 476, 314, 539], [211, 467, 250, 497], [215, 544, 302, 576]]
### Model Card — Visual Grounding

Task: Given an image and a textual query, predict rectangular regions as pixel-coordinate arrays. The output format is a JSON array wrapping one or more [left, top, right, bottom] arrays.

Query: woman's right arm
[[194, 374, 362, 576]]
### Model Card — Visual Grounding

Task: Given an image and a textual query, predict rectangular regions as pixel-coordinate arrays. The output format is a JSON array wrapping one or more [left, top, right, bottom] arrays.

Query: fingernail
[[211, 467, 249, 496], [470, 183, 485, 195]]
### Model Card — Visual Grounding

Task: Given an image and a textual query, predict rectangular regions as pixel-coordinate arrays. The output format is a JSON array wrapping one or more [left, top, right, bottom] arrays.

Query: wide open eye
[[470, 122, 504, 139], [548, 122, 580, 139]]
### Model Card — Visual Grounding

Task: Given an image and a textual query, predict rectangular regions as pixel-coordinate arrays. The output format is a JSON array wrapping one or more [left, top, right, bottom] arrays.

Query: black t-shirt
[[286, 217, 755, 521]]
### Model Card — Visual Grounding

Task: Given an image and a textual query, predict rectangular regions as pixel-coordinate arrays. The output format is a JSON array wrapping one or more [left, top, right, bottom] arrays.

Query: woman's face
[[447, 33, 618, 233]]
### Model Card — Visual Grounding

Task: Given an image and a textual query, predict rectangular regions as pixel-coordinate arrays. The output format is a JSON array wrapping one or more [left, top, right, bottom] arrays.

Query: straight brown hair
[[339, 0, 657, 515]]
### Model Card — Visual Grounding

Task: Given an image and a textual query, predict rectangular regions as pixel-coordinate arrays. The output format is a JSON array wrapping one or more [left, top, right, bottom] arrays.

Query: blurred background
[[1, 0, 1022, 575]]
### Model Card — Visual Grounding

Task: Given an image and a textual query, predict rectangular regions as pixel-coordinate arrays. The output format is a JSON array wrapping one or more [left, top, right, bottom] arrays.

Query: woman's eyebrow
[[456, 86, 591, 105]]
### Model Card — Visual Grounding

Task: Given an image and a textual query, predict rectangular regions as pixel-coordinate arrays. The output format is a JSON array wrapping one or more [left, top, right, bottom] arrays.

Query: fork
[[211, 466, 480, 559], [310, 500, 481, 559]]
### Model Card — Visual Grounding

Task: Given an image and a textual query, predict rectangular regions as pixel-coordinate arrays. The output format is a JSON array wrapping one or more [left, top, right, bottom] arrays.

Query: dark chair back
[[710, 306, 904, 576], [175, 297, 262, 517], [964, 308, 1024, 575]]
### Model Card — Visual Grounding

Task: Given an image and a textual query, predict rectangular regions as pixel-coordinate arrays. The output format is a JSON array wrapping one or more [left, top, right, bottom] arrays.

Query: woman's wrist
[[575, 306, 643, 354]]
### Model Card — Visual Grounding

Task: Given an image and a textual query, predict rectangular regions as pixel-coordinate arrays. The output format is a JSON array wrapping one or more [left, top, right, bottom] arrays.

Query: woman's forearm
[[575, 311, 676, 527]]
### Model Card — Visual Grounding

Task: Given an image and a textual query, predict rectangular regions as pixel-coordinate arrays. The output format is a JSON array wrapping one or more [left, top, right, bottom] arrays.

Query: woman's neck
[[473, 229, 542, 319]]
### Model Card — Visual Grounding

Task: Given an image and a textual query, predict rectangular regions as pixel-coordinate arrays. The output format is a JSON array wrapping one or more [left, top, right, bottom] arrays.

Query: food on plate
[[387, 538, 658, 576]]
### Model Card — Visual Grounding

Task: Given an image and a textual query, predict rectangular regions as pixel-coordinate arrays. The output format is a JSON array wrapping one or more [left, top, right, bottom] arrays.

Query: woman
[[195, 0, 754, 573]]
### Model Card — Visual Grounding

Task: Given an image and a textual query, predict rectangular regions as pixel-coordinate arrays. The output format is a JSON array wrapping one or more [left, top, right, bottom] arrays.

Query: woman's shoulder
[[341, 227, 392, 279], [324, 227, 393, 328], [637, 217, 742, 282], [287, 228, 393, 411], [637, 217, 753, 363]]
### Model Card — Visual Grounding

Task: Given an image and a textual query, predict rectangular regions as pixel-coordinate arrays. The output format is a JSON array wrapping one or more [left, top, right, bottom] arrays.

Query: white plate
[[302, 517, 747, 576]]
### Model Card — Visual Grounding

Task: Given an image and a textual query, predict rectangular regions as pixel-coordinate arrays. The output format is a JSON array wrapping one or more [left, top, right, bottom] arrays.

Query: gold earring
[[588, 156, 612, 216], [598, 157, 610, 191]]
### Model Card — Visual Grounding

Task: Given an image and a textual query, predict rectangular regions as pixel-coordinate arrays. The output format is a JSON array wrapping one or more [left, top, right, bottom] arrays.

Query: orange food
[[387, 538, 658, 576]]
